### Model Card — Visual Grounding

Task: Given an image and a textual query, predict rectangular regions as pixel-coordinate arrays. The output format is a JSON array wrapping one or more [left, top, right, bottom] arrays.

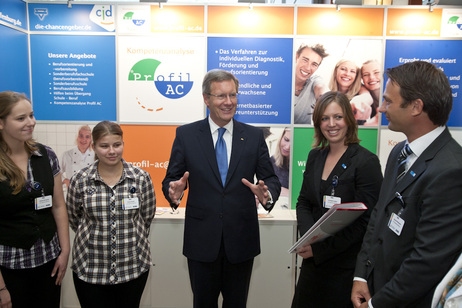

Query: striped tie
[[397, 144, 413, 181]]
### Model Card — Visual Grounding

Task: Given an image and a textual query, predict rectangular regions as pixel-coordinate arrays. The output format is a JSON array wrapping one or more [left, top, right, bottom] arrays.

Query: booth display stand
[[61, 208, 297, 308]]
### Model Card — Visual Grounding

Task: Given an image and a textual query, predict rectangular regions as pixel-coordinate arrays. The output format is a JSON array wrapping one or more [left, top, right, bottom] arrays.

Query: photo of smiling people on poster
[[261, 127, 291, 210], [361, 59, 382, 126], [293, 38, 383, 126], [293, 44, 330, 125], [329, 59, 373, 125]]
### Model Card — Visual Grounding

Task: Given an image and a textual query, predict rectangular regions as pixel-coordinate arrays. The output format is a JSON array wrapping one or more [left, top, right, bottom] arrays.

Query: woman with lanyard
[[0, 91, 70, 308], [67, 121, 156, 308], [291, 91, 383, 308]]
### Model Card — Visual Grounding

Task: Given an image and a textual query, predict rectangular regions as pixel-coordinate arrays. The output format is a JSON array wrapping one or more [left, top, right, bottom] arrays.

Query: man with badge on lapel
[[162, 69, 281, 308], [351, 61, 462, 308]]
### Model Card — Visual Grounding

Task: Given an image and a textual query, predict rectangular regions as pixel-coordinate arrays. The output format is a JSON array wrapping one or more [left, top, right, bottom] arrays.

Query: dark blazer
[[297, 143, 382, 269], [355, 127, 462, 308], [162, 118, 281, 264]]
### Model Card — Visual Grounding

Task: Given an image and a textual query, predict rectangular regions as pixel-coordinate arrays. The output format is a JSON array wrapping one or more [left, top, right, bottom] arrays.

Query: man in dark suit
[[162, 69, 281, 308], [351, 61, 462, 308]]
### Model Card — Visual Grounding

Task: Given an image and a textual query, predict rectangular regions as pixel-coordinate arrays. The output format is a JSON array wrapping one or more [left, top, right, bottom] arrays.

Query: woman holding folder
[[291, 91, 382, 308]]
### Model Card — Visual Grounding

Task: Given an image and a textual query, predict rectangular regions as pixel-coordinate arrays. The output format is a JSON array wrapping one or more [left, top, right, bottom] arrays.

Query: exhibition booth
[[1, 0, 461, 306]]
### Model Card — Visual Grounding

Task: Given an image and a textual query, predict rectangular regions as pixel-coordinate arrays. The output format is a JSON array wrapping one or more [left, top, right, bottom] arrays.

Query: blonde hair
[[329, 60, 363, 100], [76, 125, 92, 143], [0, 91, 37, 194], [273, 128, 290, 168]]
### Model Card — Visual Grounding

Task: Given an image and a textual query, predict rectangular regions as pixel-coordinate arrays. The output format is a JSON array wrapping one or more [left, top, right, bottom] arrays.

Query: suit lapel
[[197, 119, 222, 184], [395, 128, 451, 193], [383, 128, 452, 206], [227, 120, 246, 186], [379, 142, 403, 206], [320, 144, 357, 196], [312, 149, 325, 199]]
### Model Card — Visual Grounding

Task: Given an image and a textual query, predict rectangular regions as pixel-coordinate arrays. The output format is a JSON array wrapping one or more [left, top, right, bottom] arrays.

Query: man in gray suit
[[352, 61, 462, 308]]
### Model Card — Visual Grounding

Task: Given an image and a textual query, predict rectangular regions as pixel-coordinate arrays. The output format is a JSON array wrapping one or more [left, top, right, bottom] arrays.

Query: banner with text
[[29, 3, 115, 32], [208, 37, 292, 124], [121, 124, 181, 208], [30, 35, 116, 121], [383, 39, 462, 127], [0, 0, 27, 30]]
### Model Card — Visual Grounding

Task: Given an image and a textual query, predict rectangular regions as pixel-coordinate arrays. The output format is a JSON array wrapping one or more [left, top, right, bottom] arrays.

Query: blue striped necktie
[[216, 127, 228, 186], [397, 144, 413, 181]]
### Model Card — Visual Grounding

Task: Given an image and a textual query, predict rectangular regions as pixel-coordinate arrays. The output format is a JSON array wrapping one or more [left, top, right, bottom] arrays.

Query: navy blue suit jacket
[[162, 118, 281, 264]]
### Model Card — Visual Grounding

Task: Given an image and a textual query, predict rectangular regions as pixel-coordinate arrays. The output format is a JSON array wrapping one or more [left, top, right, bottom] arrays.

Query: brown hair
[[296, 44, 329, 61], [312, 91, 360, 149], [91, 121, 123, 161], [92, 121, 123, 145], [385, 61, 452, 126], [202, 69, 239, 95], [0, 91, 37, 194]]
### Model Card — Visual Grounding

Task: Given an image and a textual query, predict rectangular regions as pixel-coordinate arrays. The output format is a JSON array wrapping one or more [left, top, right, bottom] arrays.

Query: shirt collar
[[31, 149, 42, 157], [208, 116, 233, 135], [78, 147, 93, 155], [89, 159, 136, 182], [31, 144, 42, 157], [407, 126, 445, 158]]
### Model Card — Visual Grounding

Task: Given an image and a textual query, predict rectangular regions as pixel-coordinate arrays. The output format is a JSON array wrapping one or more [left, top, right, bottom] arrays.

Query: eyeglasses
[[207, 93, 239, 101]]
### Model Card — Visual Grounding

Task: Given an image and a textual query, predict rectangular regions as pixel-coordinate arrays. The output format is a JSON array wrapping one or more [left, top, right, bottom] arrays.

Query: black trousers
[[291, 257, 354, 308], [0, 259, 61, 308], [187, 242, 254, 308], [73, 270, 149, 308]]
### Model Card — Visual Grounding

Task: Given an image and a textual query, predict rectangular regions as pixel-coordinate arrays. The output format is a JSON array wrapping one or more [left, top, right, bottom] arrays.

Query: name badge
[[35, 195, 52, 210], [323, 195, 341, 209], [123, 198, 139, 210], [388, 213, 405, 236]]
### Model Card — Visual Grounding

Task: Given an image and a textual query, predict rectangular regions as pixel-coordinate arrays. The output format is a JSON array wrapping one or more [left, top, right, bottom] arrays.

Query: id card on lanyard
[[388, 192, 406, 236], [323, 175, 341, 208], [122, 186, 140, 210], [35, 195, 53, 210], [33, 181, 53, 210]]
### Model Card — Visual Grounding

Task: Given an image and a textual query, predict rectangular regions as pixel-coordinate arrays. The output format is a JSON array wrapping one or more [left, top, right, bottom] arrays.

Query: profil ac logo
[[123, 11, 146, 27], [89, 5, 114, 32], [120, 9, 150, 32], [447, 16, 462, 31], [128, 59, 193, 100]]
